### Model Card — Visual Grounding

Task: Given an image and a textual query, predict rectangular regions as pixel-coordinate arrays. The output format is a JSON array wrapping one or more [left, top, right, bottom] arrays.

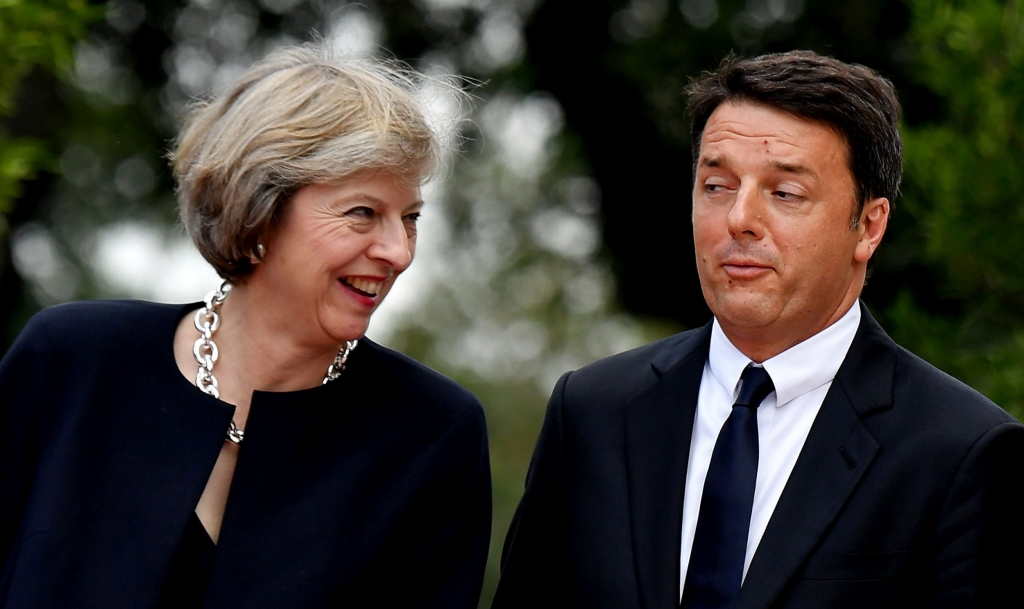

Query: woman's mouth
[[339, 277, 383, 298]]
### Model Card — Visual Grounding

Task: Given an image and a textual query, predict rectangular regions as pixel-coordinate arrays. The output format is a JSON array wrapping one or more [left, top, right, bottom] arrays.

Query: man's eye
[[774, 190, 800, 201]]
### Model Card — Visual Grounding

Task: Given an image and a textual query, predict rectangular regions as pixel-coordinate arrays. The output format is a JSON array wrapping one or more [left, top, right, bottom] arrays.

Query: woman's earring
[[250, 243, 266, 265]]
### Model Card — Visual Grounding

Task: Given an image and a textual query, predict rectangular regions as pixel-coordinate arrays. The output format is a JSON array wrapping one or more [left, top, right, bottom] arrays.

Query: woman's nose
[[368, 219, 414, 271]]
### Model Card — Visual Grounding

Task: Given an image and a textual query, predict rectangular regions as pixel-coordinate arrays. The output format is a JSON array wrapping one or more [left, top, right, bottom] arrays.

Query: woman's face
[[253, 172, 422, 347]]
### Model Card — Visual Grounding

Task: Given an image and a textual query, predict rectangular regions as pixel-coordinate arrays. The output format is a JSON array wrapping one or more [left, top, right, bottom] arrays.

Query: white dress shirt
[[679, 303, 861, 597]]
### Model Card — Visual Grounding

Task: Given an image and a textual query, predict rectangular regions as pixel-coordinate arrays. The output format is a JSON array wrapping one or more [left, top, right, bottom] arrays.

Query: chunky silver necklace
[[192, 280, 357, 445]]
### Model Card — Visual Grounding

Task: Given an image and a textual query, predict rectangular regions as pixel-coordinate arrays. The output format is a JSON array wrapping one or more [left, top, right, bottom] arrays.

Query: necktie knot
[[735, 365, 774, 409]]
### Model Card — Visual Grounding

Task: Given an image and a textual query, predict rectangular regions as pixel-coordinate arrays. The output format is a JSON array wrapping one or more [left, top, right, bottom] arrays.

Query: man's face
[[692, 101, 887, 359]]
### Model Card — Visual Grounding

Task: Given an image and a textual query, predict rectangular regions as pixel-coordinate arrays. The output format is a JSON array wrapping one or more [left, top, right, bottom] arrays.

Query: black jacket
[[0, 300, 491, 608], [494, 302, 1024, 609]]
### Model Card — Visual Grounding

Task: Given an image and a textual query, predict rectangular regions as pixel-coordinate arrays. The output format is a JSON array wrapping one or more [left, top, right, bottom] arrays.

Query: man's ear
[[854, 197, 889, 263]]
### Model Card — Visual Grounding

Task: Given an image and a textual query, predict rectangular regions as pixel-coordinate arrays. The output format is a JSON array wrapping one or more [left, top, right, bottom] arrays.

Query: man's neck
[[721, 299, 861, 363]]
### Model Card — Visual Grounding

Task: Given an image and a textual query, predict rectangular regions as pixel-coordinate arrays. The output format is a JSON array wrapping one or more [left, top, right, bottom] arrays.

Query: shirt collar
[[708, 302, 861, 408]]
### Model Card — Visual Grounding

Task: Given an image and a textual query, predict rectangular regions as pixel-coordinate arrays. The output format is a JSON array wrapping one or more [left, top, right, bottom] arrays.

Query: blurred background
[[2, 0, 1023, 604]]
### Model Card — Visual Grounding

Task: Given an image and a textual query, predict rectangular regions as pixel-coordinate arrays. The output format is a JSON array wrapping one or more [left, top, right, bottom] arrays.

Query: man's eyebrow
[[697, 157, 818, 178], [770, 160, 817, 178]]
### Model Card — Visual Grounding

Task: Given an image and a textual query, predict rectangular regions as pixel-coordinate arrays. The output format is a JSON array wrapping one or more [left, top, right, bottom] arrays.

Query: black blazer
[[0, 300, 491, 608], [493, 302, 1024, 609]]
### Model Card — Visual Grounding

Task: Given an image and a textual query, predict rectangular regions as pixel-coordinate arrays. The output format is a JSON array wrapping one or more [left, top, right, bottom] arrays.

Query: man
[[492, 51, 1024, 609]]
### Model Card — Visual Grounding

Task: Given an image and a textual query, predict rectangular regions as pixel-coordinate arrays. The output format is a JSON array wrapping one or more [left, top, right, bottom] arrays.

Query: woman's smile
[[338, 275, 389, 306]]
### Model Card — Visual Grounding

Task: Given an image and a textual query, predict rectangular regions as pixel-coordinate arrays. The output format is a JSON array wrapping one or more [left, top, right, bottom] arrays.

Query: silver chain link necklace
[[192, 280, 357, 444]]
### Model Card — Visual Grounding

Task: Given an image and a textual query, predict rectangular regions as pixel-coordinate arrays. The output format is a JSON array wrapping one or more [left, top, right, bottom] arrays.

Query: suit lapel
[[736, 385, 879, 609], [737, 303, 896, 609], [626, 324, 711, 609]]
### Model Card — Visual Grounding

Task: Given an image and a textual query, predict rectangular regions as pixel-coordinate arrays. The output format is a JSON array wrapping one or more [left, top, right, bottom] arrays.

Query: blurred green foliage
[[886, 0, 1024, 418], [0, 0, 99, 235], [0, 0, 97, 110]]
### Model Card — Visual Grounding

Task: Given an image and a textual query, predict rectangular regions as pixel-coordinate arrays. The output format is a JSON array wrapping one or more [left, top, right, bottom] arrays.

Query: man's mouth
[[340, 277, 383, 297], [724, 263, 770, 270], [721, 259, 774, 280]]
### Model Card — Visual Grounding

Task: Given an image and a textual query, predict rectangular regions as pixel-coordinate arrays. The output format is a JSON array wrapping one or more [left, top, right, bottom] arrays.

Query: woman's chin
[[322, 316, 371, 345]]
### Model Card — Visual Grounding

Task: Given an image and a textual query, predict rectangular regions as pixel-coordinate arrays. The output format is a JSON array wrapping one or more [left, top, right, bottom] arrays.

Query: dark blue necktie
[[681, 365, 775, 609]]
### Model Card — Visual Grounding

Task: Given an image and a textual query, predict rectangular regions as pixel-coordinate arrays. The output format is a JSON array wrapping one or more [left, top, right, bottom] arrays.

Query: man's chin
[[707, 293, 779, 328]]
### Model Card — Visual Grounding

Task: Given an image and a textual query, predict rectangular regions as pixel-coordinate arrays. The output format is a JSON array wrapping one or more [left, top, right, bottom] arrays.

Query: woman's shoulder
[[18, 299, 191, 354], [348, 339, 488, 476], [353, 338, 483, 421], [1, 300, 192, 404]]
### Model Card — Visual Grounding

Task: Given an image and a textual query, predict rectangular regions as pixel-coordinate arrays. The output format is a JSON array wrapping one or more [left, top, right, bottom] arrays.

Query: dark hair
[[687, 50, 902, 213]]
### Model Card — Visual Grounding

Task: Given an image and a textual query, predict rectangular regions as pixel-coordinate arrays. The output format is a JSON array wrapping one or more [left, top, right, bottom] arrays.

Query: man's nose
[[726, 183, 766, 239]]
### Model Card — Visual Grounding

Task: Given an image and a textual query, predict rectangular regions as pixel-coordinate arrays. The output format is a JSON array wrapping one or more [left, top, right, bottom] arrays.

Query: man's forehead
[[698, 101, 849, 168]]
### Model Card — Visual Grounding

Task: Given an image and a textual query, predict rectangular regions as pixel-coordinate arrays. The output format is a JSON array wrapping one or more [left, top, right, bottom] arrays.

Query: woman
[[0, 44, 490, 608]]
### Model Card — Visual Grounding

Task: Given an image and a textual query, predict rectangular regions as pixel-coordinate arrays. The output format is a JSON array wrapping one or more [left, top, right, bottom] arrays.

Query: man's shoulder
[[841, 306, 1019, 442], [890, 345, 1020, 431], [558, 324, 709, 411]]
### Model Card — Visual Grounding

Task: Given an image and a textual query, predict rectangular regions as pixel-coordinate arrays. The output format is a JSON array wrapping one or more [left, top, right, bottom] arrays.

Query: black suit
[[0, 300, 491, 608], [494, 302, 1024, 608]]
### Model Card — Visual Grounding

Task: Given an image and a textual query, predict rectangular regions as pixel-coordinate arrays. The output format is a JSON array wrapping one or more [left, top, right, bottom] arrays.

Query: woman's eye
[[403, 212, 421, 237], [346, 206, 375, 219]]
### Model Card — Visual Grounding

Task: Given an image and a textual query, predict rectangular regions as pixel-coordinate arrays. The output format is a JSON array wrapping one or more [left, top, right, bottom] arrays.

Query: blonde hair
[[171, 42, 444, 282]]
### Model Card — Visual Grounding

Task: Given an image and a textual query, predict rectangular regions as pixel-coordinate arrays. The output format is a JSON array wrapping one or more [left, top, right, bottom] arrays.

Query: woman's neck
[[213, 283, 340, 394], [172, 282, 342, 416]]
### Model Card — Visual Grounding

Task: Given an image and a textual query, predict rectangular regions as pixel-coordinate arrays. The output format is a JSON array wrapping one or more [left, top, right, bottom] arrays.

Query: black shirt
[[156, 512, 216, 608]]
